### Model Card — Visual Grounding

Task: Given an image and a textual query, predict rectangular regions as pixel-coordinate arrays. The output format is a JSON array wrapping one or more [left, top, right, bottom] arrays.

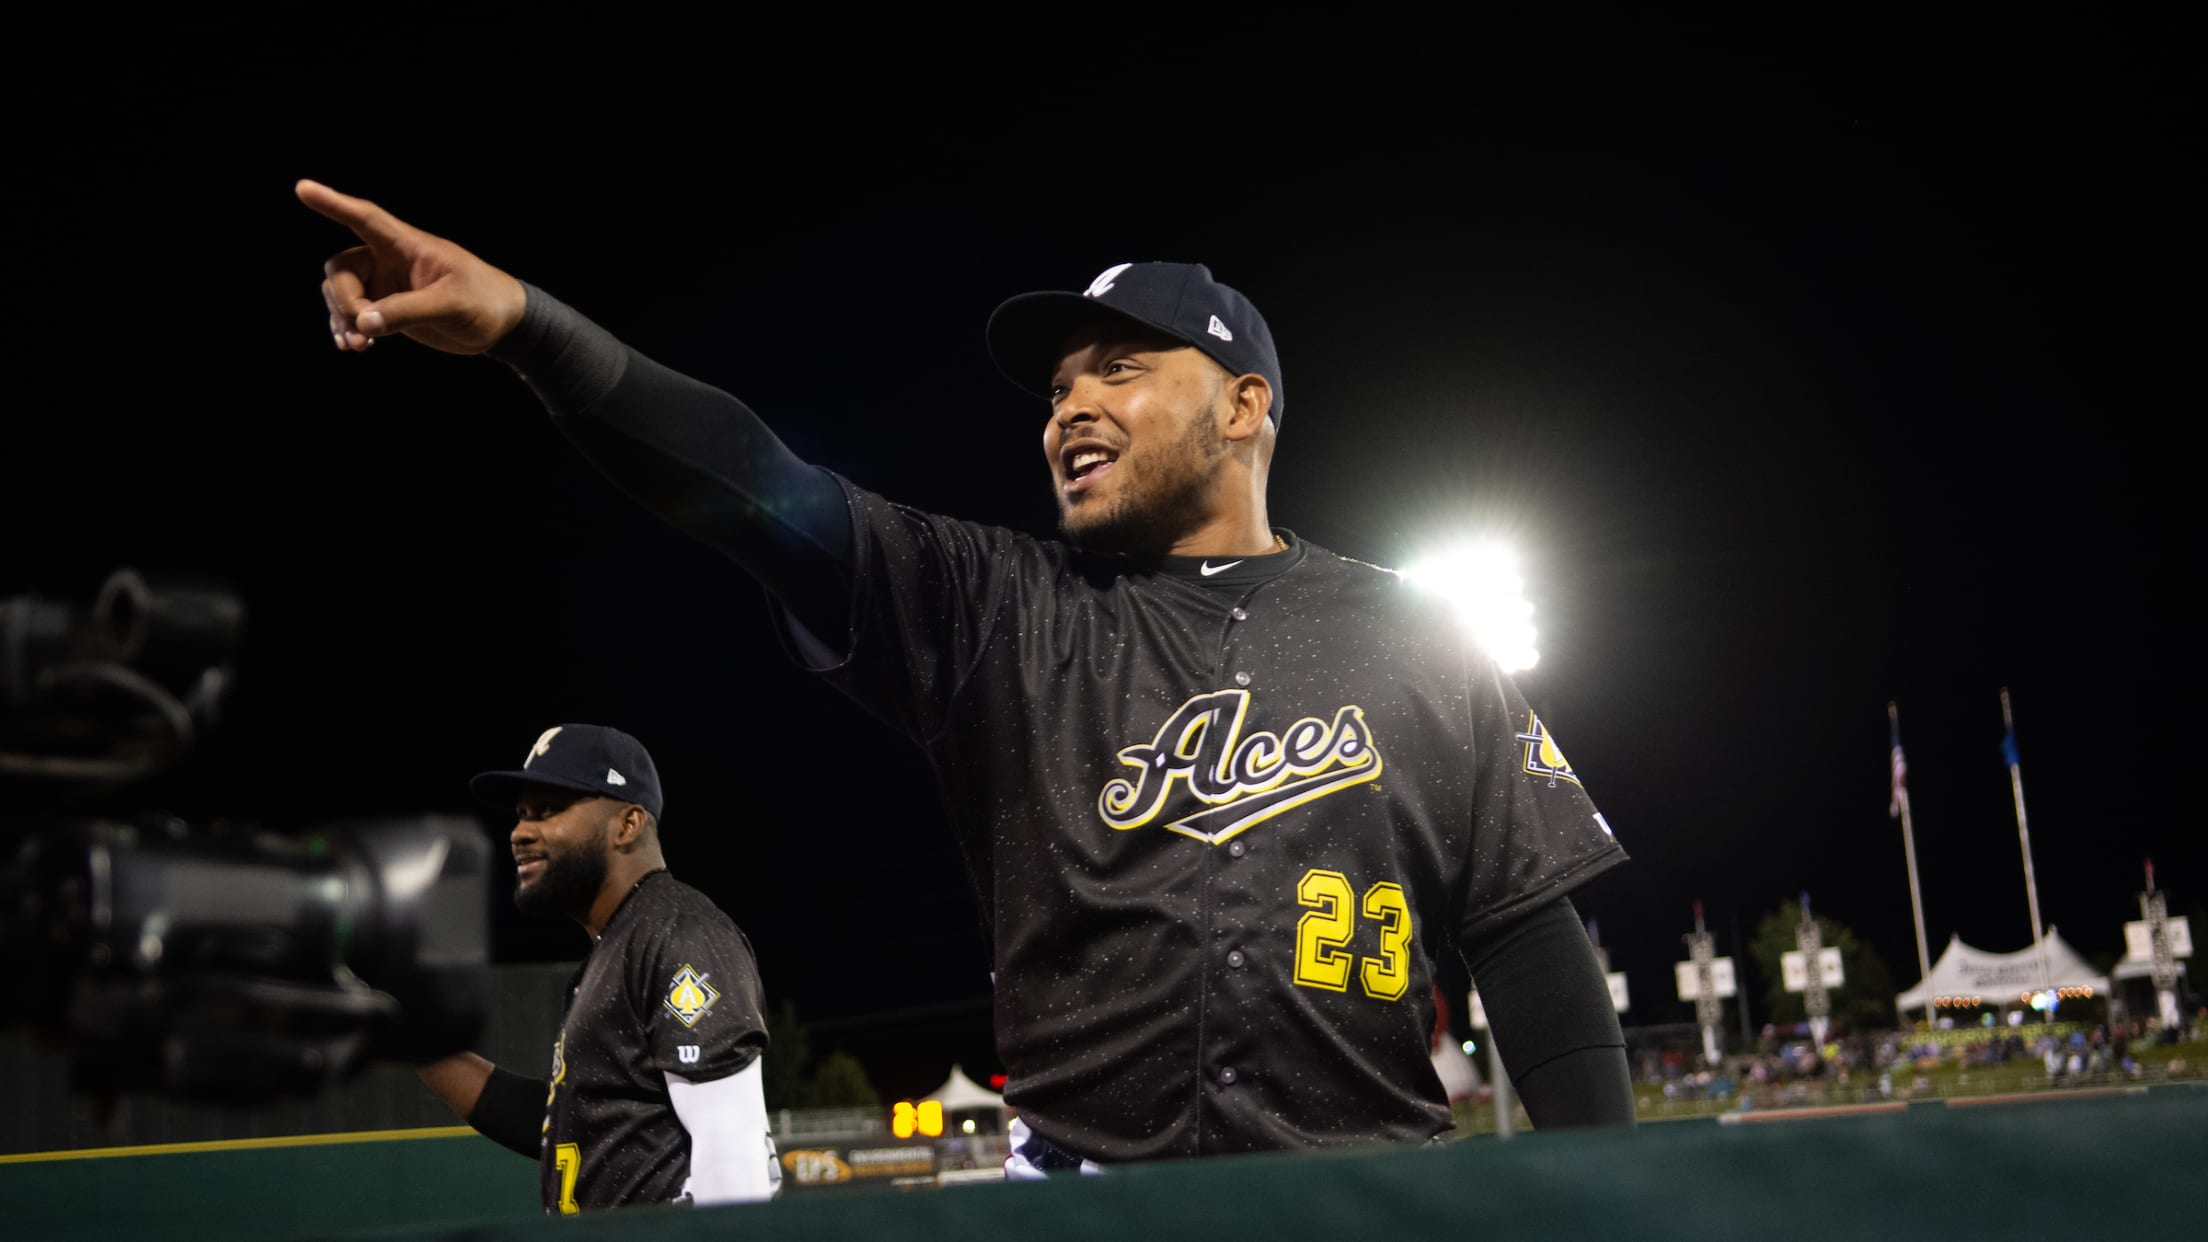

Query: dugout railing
[[3, 1083, 2201, 1241]]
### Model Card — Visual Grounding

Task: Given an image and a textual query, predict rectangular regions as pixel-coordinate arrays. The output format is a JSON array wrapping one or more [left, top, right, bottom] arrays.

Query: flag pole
[[1888, 703, 1935, 1026], [2000, 687, 2054, 1010]]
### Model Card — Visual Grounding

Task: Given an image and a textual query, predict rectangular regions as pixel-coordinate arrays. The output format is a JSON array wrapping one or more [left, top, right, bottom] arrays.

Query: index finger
[[295, 178, 416, 248]]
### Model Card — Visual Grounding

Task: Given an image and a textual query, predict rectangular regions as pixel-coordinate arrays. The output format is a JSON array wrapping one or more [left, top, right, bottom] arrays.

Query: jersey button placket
[[1232, 670, 1251, 687], [1218, 1066, 1238, 1086]]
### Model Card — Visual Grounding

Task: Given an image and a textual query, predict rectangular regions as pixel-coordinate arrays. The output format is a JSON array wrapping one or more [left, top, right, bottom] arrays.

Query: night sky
[[6, 14, 2198, 1098]]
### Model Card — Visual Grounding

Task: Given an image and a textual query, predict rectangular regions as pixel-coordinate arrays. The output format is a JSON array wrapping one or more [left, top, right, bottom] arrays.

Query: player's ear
[[614, 804, 647, 848], [1220, 373, 1273, 443]]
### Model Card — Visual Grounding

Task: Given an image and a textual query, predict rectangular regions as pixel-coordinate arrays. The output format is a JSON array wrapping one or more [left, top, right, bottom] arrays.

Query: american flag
[[1888, 716, 1909, 819]]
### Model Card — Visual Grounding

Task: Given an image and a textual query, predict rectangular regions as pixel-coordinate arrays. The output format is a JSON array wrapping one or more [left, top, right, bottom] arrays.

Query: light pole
[[1675, 902, 1735, 1068], [1782, 892, 1844, 1048]]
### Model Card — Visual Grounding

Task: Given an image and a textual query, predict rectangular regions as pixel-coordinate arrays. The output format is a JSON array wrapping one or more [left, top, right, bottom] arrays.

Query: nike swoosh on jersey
[[1199, 560, 1243, 576]]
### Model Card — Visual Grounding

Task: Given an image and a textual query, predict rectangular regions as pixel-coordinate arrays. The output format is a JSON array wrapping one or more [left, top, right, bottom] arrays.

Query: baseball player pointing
[[301, 179, 1635, 1168]]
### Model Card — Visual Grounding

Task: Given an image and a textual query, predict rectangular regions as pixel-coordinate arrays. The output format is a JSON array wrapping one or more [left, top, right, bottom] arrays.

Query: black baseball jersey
[[793, 476, 1627, 1162], [539, 870, 767, 1212]]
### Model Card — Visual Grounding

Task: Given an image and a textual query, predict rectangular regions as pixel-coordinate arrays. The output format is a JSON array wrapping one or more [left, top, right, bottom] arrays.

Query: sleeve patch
[[1514, 711, 1582, 788], [664, 964, 722, 1028]]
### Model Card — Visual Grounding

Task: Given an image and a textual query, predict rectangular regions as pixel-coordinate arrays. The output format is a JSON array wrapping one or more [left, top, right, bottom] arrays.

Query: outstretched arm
[[298, 181, 853, 642], [487, 286, 854, 642], [298, 180, 528, 355]]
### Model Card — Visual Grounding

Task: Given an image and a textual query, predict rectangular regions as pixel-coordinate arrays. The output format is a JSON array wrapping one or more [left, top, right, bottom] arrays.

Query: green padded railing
[[6, 1086, 2200, 1241]]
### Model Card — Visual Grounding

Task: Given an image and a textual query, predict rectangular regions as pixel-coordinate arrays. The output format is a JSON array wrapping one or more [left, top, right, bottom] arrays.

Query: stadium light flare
[[1397, 539, 1541, 673]]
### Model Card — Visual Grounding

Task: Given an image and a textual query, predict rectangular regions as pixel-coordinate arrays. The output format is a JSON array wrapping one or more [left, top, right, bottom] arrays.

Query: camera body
[[2, 569, 488, 1105]]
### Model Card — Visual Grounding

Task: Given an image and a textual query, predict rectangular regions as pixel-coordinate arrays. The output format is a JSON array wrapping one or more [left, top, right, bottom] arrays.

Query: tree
[[1746, 904, 1898, 1033], [809, 1051, 882, 1108], [761, 998, 815, 1111], [759, 998, 883, 1109]]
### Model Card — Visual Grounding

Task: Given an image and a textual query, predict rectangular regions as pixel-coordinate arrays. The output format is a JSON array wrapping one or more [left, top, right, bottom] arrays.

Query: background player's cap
[[986, 261, 1285, 426], [469, 723, 664, 821]]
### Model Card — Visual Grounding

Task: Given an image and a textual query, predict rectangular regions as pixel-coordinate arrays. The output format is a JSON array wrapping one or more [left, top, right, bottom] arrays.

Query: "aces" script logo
[[1098, 690, 1383, 845]]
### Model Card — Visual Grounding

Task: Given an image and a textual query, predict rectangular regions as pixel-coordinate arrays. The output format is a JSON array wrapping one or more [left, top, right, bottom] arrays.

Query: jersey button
[[1233, 670, 1252, 687], [1218, 1066, 1239, 1086], [1227, 949, 1246, 968], [1230, 607, 1249, 621], [1227, 840, 1248, 858]]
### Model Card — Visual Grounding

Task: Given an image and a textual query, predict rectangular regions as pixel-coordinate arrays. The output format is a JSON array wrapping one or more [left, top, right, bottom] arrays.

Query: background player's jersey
[[539, 871, 767, 1212], [793, 477, 1627, 1161]]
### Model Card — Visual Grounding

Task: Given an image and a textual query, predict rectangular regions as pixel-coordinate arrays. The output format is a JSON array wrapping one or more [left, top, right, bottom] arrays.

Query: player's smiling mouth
[[1062, 444, 1120, 495]]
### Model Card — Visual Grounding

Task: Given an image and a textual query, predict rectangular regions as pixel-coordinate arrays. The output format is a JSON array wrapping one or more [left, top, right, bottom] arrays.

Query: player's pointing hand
[[296, 179, 528, 355]]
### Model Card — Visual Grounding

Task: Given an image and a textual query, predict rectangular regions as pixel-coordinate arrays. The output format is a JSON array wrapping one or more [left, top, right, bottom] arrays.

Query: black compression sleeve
[[486, 283, 855, 643], [1460, 896, 1636, 1128], [1511, 1045, 1635, 1128], [467, 1065, 549, 1159]]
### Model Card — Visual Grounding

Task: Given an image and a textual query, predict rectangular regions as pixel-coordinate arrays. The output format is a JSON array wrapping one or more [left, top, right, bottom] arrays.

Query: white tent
[[1895, 928, 2110, 1013], [2113, 957, 2190, 983], [922, 1064, 1005, 1111]]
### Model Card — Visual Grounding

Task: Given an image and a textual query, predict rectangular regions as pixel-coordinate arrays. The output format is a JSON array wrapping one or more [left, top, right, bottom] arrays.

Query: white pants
[[1003, 1117, 1107, 1180]]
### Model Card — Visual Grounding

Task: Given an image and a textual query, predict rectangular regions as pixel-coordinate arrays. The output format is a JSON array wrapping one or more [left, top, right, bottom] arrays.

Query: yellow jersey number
[[1294, 869, 1411, 1001], [553, 1142, 581, 1215]]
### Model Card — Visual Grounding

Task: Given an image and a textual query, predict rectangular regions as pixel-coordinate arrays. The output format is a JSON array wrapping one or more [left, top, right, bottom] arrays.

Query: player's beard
[[514, 821, 611, 918], [1058, 395, 1227, 554]]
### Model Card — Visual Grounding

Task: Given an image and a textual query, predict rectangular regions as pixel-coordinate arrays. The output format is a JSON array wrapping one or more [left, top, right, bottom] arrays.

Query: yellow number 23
[[1293, 869, 1411, 1001]]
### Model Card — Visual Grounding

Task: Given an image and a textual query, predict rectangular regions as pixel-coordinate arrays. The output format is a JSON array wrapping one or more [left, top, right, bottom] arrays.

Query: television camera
[[1, 567, 488, 1105]]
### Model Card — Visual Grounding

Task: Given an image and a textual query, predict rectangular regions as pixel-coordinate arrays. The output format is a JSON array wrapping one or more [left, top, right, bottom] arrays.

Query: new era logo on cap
[[985, 260, 1286, 426], [606, 768, 627, 786]]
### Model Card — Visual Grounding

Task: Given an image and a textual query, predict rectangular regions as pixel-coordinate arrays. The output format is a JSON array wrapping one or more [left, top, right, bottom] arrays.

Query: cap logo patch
[[664, 964, 720, 1028], [525, 726, 563, 768], [1084, 262, 1133, 299], [1207, 314, 1234, 342], [606, 768, 627, 787]]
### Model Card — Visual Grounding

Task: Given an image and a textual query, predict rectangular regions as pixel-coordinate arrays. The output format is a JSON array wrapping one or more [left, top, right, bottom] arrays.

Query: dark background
[[4, 11, 2198, 1099]]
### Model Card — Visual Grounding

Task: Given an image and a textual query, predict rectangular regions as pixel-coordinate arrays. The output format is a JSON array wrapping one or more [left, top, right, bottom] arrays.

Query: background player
[[302, 180, 1636, 1166], [415, 722, 779, 1210]]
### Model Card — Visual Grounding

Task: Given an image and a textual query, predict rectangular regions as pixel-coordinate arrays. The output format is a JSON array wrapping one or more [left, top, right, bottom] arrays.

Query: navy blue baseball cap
[[986, 261, 1285, 426], [469, 723, 664, 821]]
